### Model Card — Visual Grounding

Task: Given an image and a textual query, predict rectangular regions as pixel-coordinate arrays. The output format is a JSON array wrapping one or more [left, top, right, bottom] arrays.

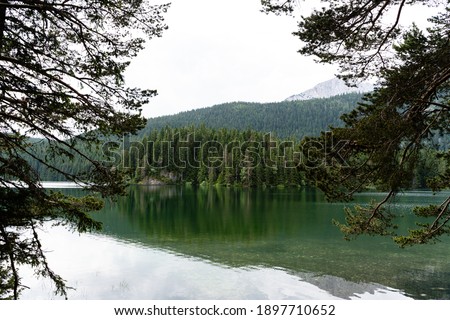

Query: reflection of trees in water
[[102, 186, 327, 241], [89, 186, 450, 299], [396, 268, 450, 300]]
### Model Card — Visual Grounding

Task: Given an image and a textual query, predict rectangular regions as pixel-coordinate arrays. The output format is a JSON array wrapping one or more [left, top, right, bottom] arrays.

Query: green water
[[22, 185, 450, 299]]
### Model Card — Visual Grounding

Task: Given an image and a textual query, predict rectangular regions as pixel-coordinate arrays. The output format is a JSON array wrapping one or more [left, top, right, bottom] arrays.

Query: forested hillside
[[139, 93, 363, 138], [23, 94, 363, 181], [125, 126, 305, 187], [24, 124, 445, 190], [22, 138, 103, 181], [23, 92, 447, 187]]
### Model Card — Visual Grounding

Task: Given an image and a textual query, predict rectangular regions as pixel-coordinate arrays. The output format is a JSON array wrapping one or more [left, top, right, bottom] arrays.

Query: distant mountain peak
[[285, 78, 374, 101]]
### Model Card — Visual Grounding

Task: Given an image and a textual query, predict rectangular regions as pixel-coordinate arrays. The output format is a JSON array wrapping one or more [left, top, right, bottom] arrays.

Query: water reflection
[[22, 185, 450, 299], [99, 186, 333, 242], [21, 225, 406, 300]]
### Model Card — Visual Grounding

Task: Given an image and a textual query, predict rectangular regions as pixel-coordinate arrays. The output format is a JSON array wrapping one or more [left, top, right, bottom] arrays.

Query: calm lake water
[[21, 185, 450, 300]]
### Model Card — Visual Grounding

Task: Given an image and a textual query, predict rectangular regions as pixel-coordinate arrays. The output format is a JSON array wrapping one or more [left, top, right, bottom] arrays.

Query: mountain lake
[[20, 184, 450, 300]]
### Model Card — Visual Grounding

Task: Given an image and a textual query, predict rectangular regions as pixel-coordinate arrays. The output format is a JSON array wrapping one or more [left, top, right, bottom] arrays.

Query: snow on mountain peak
[[285, 78, 374, 101]]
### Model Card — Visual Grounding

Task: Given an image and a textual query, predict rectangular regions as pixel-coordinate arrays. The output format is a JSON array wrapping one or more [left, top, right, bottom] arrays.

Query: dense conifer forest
[[139, 93, 362, 139], [23, 93, 447, 188]]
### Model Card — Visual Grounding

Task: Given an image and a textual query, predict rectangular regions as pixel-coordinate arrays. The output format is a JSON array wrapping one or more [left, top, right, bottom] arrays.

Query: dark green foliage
[[260, 0, 296, 15], [139, 94, 363, 139], [112, 123, 442, 191], [122, 126, 305, 188], [264, 0, 450, 246], [293, 0, 441, 81], [0, 1, 169, 299], [25, 92, 446, 191]]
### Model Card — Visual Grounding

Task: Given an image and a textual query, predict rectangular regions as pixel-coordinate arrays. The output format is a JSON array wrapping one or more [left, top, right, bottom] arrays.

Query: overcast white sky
[[125, 0, 334, 118], [125, 0, 438, 118]]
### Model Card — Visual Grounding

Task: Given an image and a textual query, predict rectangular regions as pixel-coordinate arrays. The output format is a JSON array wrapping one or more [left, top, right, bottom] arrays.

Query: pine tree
[[0, 1, 169, 299], [265, 0, 450, 246]]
